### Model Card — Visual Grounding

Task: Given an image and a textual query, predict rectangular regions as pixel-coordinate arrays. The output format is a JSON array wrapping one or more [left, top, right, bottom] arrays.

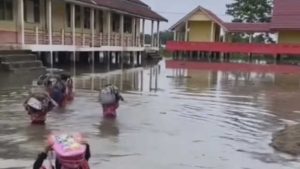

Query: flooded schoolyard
[[1, 60, 300, 169]]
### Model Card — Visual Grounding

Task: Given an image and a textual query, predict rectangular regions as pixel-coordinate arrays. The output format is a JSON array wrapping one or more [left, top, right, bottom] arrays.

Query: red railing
[[167, 41, 300, 55]]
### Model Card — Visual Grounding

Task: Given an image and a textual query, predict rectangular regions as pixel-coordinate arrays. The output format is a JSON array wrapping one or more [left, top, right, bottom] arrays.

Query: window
[[83, 7, 90, 29], [66, 3, 71, 27], [0, 0, 13, 21], [124, 15, 132, 33], [24, 0, 40, 23], [112, 13, 120, 33], [75, 5, 81, 28], [98, 10, 103, 32]]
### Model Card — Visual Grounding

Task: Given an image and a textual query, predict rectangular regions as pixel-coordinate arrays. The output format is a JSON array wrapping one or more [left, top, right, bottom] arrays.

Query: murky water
[[1, 60, 300, 169]]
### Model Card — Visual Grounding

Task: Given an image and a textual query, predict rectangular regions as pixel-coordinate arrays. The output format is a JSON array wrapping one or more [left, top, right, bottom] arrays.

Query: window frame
[[0, 0, 13, 21]]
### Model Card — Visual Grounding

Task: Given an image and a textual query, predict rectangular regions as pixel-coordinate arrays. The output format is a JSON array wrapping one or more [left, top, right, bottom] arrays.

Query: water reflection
[[74, 66, 161, 93], [2, 61, 300, 168], [98, 118, 120, 139]]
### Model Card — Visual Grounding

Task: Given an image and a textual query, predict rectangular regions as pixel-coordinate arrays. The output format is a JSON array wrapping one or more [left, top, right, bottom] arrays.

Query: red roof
[[224, 23, 270, 33], [271, 0, 300, 30], [77, 0, 167, 22]]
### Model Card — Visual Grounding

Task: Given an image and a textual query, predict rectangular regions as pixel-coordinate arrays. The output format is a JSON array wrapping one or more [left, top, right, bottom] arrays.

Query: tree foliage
[[226, 0, 273, 23], [226, 0, 274, 43], [144, 31, 174, 45]]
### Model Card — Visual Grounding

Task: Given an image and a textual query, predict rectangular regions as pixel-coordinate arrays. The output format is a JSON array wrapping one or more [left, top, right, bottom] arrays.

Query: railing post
[[35, 26, 39, 45], [82, 33, 85, 46], [62, 29, 65, 45], [114, 34, 118, 46], [100, 33, 102, 46]]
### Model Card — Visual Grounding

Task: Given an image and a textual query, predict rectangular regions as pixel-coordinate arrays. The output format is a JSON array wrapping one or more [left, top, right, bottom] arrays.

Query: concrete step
[[0, 50, 32, 55], [0, 54, 37, 62], [2, 60, 43, 69], [11, 66, 46, 73]]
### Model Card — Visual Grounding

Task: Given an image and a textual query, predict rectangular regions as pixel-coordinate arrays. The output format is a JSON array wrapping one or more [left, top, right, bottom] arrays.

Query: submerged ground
[[1, 60, 300, 169]]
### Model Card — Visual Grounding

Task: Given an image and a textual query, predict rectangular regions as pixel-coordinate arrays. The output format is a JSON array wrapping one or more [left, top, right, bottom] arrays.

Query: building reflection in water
[[169, 68, 300, 121], [73, 66, 161, 93]]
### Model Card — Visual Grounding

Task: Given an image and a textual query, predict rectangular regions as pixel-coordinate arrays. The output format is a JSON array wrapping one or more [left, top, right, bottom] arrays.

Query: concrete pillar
[[210, 22, 215, 42], [72, 51, 76, 92], [132, 17, 136, 46], [173, 31, 177, 41], [120, 14, 124, 69], [47, 0, 53, 69], [128, 52, 133, 67], [47, 0, 52, 45], [18, 0, 25, 45], [156, 21, 160, 47], [71, 4, 75, 45], [107, 11, 111, 46], [142, 19, 145, 46], [54, 52, 59, 63], [151, 20, 154, 46], [91, 52, 95, 73], [248, 33, 253, 63], [137, 52, 141, 66], [105, 52, 110, 71], [185, 22, 188, 42], [91, 8, 95, 47]]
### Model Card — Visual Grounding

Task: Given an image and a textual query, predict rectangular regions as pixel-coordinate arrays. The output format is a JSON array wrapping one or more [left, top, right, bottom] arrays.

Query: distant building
[[167, 0, 300, 61]]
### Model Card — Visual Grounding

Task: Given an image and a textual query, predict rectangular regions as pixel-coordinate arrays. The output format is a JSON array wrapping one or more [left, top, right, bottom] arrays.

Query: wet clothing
[[99, 85, 124, 104], [102, 102, 119, 118], [24, 92, 56, 114], [33, 144, 91, 169]]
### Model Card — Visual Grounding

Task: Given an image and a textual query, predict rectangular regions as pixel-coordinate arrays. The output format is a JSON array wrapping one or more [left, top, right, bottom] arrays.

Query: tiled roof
[[224, 23, 270, 33], [271, 0, 300, 30], [76, 0, 167, 21]]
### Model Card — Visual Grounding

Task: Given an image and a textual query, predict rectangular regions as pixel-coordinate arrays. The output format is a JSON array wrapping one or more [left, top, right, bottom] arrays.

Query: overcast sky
[[142, 0, 233, 32]]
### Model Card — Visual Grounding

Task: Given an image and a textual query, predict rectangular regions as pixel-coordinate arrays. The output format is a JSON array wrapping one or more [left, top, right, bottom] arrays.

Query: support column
[[47, 0, 52, 45], [151, 20, 154, 46], [248, 33, 253, 62], [91, 8, 95, 47], [107, 11, 111, 46], [185, 21, 188, 42], [120, 14, 124, 69], [47, 0, 53, 69], [71, 4, 75, 45], [136, 18, 140, 46], [106, 52, 111, 71], [173, 31, 177, 41], [210, 22, 215, 42], [142, 19, 145, 47], [18, 0, 25, 45], [132, 17, 136, 47], [156, 21, 160, 47]]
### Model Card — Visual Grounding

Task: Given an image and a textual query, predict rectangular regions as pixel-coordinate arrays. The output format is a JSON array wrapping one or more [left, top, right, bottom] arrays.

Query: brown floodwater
[[1, 60, 300, 169]]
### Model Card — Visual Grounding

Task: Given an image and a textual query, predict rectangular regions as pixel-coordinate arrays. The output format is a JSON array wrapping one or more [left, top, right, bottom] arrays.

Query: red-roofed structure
[[224, 23, 270, 33], [271, 0, 300, 30], [167, 1, 300, 63]]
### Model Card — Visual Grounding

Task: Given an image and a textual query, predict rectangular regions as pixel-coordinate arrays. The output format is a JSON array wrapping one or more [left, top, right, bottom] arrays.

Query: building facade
[[167, 0, 300, 61], [0, 0, 167, 67]]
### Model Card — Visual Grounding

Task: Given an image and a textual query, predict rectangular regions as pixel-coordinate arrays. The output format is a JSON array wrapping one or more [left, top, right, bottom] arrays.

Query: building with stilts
[[0, 0, 167, 70], [167, 0, 300, 63]]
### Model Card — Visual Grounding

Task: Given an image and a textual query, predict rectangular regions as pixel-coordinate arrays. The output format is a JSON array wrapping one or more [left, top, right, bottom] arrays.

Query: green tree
[[143, 31, 174, 45], [226, 0, 273, 23], [226, 0, 274, 43]]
